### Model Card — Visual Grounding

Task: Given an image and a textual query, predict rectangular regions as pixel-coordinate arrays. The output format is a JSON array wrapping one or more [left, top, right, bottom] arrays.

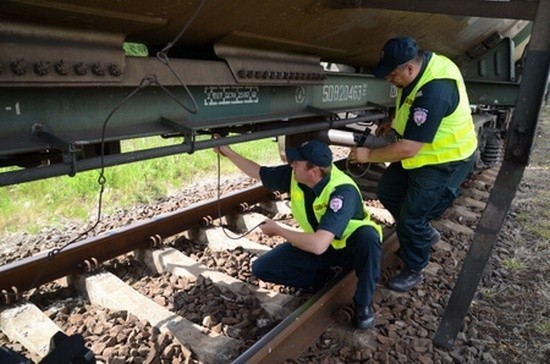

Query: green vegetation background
[[0, 138, 280, 234], [1, 43, 280, 234]]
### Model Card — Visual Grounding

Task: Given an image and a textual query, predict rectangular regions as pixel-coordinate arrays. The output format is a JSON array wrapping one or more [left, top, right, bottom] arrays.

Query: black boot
[[430, 226, 441, 245], [386, 267, 423, 292], [354, 304, 375, 329]]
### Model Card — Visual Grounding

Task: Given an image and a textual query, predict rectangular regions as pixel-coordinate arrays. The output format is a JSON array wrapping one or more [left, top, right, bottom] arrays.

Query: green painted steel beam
[[0, 74, 393, 156], [0, 71, 519, 159], [465, 80, 520, 106], [0, 69, 524, 186]]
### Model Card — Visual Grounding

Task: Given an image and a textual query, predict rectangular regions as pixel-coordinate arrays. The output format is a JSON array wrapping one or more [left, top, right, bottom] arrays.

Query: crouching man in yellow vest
[[349, 36, 477, 292], [214, 139, 383, 329]]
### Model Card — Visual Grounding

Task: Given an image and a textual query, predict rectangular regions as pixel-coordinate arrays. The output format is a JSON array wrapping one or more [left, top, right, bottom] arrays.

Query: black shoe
[[430, 227, 441, 245], [386, 267, 423, 292], [354, 304, 375, 329]]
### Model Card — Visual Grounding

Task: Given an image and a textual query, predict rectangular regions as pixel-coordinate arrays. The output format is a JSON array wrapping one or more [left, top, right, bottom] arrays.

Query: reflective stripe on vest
[[393, 53, 478, 169], [290, 165, 382, 250]]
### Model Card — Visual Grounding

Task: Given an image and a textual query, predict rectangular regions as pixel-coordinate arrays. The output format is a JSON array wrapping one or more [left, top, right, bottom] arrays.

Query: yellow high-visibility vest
[[290, 165, 382, 249], [393, 53, 478, 169]]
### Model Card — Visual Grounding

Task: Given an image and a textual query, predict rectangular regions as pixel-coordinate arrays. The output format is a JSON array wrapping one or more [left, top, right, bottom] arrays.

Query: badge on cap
[[413, 107, 428, 126], [329, 196, 344, 213]]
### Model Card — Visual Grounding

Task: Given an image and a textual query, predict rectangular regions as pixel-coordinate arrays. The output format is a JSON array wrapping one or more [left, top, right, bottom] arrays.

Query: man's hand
[[259, 219, 280, 237], [213, 144, 232, 157], [212, 134, 232, 157], [376, 120, 393, 136], [261, 219, 334, 255]]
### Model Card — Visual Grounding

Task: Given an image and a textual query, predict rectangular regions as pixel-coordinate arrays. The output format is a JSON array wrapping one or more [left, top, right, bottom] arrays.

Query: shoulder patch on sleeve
[[329, 195, 344, 213], [413, 107, 429, 126]]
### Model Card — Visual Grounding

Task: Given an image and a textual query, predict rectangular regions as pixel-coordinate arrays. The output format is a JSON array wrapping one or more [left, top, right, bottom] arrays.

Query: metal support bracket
[[434, 0, 549, 349], [160, 117, 197, 153], [31, 123, 82, 153], [31, 123, 83, 176], [306, 105, 336, 117]]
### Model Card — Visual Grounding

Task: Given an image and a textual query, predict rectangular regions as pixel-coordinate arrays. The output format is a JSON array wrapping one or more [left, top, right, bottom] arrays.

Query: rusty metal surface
[[338, 0, 538, 20], [0, 18, 126, 84], [0, 0, 531, 71], [434, 0, 549, 348], [234, 232, 399, 363], [0, 170, 400, 360], [0, 185, 272, 295]]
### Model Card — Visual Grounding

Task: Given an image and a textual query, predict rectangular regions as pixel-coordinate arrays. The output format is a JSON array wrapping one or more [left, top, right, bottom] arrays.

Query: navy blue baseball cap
[[373, 36, 419, 78], [285, 140, 332, 167]]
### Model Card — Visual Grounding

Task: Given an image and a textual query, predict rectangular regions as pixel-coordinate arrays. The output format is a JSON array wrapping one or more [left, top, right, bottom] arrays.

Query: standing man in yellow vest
[[348, 36, 477, 292], [214, 139, 383, 329]]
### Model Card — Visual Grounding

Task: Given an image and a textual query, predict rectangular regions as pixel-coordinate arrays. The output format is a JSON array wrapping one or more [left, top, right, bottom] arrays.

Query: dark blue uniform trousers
[[252, 225, 381, 307], [376, 154, 475, 271]]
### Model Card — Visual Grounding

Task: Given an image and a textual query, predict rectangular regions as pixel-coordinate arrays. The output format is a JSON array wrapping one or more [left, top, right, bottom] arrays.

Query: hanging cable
[[345, 159, 371, 178], [24, 0, 208, 299], [345, 128, 372, 178], [214, 150, 292, 240], [215, 153, 266, 240], [155, 0, 207, 115]]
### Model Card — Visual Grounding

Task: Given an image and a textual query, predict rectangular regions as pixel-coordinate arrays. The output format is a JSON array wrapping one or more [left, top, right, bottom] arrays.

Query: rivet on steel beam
[[237, 69, 247, 78], [33, 61, 50, 76], [513, 146, 523, 157], [91, 63, 105, 76], [10, 286, 19, 302], [149, 234, 162, 247], [246, 70, 254, 78], [333, 305, 354, 324], [2, 290, 10, 305], [74, 62, 88, 76], [91, 257, 99, 270], [55, 60, 69, 75], [10, 59, 27, 76], [83, 259, 92, 272], [108, 63, 122, 77], [201, 216, 213, 226], [239, 202, 250, 212]]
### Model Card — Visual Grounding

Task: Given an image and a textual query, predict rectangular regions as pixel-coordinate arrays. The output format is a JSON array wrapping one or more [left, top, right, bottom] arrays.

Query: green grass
[[535, 321, 550, 336], [0, 137, 280, 234], [479, 287, 497, 299], [515, 191, 550, 241], [501, 257, 528, 271]]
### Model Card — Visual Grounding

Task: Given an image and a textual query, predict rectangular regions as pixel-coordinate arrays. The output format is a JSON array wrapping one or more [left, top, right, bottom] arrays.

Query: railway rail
[[0, 159, 500, 363]]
